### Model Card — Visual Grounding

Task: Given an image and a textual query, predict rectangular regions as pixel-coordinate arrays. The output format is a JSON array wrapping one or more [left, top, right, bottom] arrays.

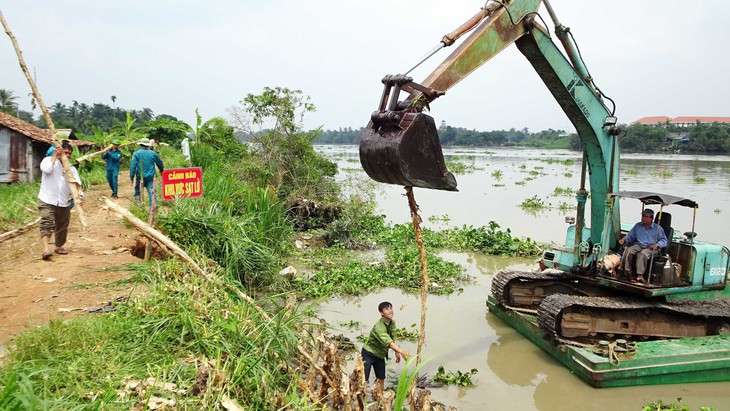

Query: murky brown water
[[316, 146, 730, 410]]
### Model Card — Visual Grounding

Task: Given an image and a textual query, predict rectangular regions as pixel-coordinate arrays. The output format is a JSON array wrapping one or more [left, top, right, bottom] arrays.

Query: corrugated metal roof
[[0, 111, 94, 146]]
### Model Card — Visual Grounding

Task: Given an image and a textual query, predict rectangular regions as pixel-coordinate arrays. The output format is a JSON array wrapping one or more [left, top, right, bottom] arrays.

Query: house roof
[[0, 111, 94, 146], [631, 116, 671, 125], [632, 115, 730, 125], [669, 116, 730, 124]]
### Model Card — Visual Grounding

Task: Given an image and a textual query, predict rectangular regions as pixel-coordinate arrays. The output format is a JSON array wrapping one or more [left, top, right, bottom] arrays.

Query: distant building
[[631, 116, 730, 127], [0, 111, 94, 183], [631, 116, 671, 126]]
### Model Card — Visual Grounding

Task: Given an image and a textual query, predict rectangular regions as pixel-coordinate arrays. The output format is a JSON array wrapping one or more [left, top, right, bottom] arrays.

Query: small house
[[0, 111, 94, 183]]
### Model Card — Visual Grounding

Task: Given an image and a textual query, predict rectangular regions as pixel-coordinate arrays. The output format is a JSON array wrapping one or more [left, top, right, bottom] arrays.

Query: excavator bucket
[[359, 112, 457, 191]]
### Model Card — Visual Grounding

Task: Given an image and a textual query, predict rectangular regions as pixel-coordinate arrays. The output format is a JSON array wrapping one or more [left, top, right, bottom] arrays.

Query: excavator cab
[[359, 74, 457, 191]]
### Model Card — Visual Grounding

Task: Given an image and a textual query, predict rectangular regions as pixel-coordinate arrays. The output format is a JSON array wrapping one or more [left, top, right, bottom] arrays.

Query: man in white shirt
[[38, 141, 82, 260], [181, 135, 191, 163]]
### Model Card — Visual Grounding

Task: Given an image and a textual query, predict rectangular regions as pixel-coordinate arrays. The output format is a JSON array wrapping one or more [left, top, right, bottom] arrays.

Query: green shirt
[[363, 317, 395, 359]]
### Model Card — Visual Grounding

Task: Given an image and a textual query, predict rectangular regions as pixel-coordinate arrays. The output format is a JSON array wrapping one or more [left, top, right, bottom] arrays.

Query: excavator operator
[[619, 209, 668, 283]]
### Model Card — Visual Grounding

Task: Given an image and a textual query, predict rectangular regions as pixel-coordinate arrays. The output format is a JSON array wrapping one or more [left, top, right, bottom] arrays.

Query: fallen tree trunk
[[0, 217, 41, 242], [102, 196, 204, 275]]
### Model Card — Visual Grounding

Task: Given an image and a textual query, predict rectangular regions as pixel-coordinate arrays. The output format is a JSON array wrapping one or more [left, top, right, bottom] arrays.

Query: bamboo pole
[[405, 186, 428, 403], [406, 187, 428, 363], [76, 141, 136, 163], [1, 10, 88, 229]]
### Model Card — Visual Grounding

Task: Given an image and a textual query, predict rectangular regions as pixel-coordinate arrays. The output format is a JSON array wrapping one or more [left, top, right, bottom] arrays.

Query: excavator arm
[[360, 0, 621, 255]]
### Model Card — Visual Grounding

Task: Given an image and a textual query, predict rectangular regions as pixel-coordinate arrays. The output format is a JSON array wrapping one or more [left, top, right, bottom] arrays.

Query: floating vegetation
[[446, 160, 480, 175], [346, 158, 359, 163], [558, 201, 576, 211], [539, 158, 575, 166], [492, 183, 506, 187], [515, 181, 526, 186], [552, 186, 574, 197], [519, 164, 526, 169], [433, 366, 479, 387], [491, 170, 503, 180], [694, 176, 707, 184], [625, 169, 639, 175], [657, 171, 674, 179], [715, 209, 722, 214], [520, 195, 550, 210], [394, 324, 419, 342], [564, 172, 573, 178], [294, 247, 467, 298], [642, 397, 717, 411], [428, 214, 451, 223], [341, 167, 362, 173], [339, 320, 363, 329]]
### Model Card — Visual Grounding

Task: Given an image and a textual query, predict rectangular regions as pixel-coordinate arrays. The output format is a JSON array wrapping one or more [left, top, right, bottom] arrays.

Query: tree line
[[316, 123, 730, 154], [4, 87, 729, 154], [314, 125, 572, 149]]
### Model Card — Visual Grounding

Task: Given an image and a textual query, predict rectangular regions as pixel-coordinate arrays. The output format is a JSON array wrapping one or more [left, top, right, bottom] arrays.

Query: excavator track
[[538, 294, 730, 344], [491, 269, 579, 308]]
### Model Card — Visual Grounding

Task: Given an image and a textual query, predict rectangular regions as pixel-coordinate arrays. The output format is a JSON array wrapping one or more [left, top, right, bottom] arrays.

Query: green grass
[[0, 261, 320, 410], [158, 153, 292, 290], [0, 182, 39, 232]]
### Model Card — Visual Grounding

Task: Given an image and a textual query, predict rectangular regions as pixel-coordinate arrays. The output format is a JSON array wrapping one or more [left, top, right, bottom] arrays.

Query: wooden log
[[1, 10, 87, 230], [0, 217, 41, 242]]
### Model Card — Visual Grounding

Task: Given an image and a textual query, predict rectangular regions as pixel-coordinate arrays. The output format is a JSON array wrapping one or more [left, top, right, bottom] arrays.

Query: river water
[[314, 145, 730, 410]]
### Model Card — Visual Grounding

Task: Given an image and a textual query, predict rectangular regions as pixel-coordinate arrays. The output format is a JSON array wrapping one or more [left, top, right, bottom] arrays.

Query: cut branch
[[76, 142, 136, 163], [0, 217, 41, 242]]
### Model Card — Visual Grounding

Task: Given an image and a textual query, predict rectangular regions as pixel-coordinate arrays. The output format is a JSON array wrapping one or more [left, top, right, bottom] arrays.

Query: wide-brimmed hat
[[137, 137, 151, 147], [111, 139, 121, 145], [641, 209, 654, 217]]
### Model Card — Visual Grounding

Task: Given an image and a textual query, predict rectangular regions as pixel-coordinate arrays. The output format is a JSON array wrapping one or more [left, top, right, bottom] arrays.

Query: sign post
[[161, 167, 203, 200]]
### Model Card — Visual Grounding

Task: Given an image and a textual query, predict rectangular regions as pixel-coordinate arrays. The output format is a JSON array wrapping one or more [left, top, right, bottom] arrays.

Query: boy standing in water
[[361, 301, 409, 393]]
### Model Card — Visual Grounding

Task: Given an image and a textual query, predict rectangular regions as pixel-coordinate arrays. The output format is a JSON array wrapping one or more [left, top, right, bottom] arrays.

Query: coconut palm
[[0, 89, 19, 114]]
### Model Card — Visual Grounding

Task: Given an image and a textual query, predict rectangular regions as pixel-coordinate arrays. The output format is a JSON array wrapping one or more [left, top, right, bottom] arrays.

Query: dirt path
[[0, 180, 150, 347]]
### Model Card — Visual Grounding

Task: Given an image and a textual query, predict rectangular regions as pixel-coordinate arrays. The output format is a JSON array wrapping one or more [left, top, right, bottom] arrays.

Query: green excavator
[[359, 0, 730, 383]]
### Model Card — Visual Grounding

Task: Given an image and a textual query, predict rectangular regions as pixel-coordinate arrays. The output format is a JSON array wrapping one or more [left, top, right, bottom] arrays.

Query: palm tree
[[0, 89, 19, 114]]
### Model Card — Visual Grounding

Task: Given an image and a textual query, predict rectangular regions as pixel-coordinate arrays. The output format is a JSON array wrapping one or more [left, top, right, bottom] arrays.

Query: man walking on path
[[38, 141, 83, 260], [101, 139, 122, 199], [130, 137, 164, 207]]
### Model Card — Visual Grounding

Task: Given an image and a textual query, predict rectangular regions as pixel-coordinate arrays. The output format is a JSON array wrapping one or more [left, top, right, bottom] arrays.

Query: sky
[[1, 0, 729, 134]]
